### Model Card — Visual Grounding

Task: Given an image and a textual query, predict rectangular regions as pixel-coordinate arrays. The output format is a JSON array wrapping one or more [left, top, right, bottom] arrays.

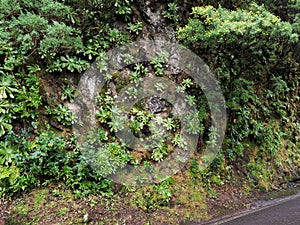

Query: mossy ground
[[1, 170, 299, 224], [0, 175, 262, 224]]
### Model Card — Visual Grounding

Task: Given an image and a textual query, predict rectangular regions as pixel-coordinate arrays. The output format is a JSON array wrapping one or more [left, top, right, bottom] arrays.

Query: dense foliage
[[0, 1, 300, 222], [178, 3, 300, 189], [0, 0, 131, 197]]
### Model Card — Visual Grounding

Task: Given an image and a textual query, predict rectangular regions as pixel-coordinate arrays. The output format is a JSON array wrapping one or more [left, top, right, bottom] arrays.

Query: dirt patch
[[207, 185, 254, 218], [2, 179, 300, 224]]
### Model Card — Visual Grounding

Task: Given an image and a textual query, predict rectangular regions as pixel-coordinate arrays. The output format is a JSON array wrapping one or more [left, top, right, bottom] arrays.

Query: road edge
[[199, 190, 300, 225]]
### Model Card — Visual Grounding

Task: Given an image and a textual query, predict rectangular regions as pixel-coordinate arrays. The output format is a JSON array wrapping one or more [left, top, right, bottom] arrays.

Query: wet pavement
[[203, 192, 300, 225]]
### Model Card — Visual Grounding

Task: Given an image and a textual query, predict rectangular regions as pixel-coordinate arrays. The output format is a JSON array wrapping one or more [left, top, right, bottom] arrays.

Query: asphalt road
[[211, 195, 300, 225]]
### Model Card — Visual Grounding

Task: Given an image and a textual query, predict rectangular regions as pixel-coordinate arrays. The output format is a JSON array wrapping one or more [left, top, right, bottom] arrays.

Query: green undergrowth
[[0, 0, 138, 198], [1, 0, 300, 224], [178, 2, 300, 191]]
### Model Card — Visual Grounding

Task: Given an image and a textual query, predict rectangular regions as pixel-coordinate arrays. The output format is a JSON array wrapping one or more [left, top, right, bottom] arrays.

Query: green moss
[[33, 189, 49, 210]]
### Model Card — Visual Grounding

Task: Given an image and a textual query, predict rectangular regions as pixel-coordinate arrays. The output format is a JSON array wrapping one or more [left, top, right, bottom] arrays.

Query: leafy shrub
[[0, 0, 84, 70], [0, 65, 41, 137], [0, 130, 113, 197], [0, 0, 136, 199], [178, 3, 298, 84], [45, 104, 74, 126], [178, 3, 300, 172]]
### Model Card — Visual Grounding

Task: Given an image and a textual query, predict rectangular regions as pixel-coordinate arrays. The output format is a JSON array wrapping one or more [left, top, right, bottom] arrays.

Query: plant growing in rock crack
[[162, 117, 177, 131], [134, 63, 149, 74], [129, 107, 153, 137], [162, 2, 179, 23], [127, 21, 143, 35], [108, 106, 127, 132], [115, 0, 132, 21], [129, 120, 142, 136], [183, 110, 203, 135], [125, 86, 138, 99], [45, 104, 74, 126], [150, 51, 170, 76], [185, 95, 196, 106], [129, 71, 141, 83], [97, 60, 108, 73], [121, 53, 134, 64], [96, 94, 114, 124], [172, 133, 188, 151], [61, 86, 76, 102], [176, 78, 193, 93], [151, 141, 172, 162], [145, 118, 172, 157], [131, 107, 153, 127], [107, 28, 130, 45]]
